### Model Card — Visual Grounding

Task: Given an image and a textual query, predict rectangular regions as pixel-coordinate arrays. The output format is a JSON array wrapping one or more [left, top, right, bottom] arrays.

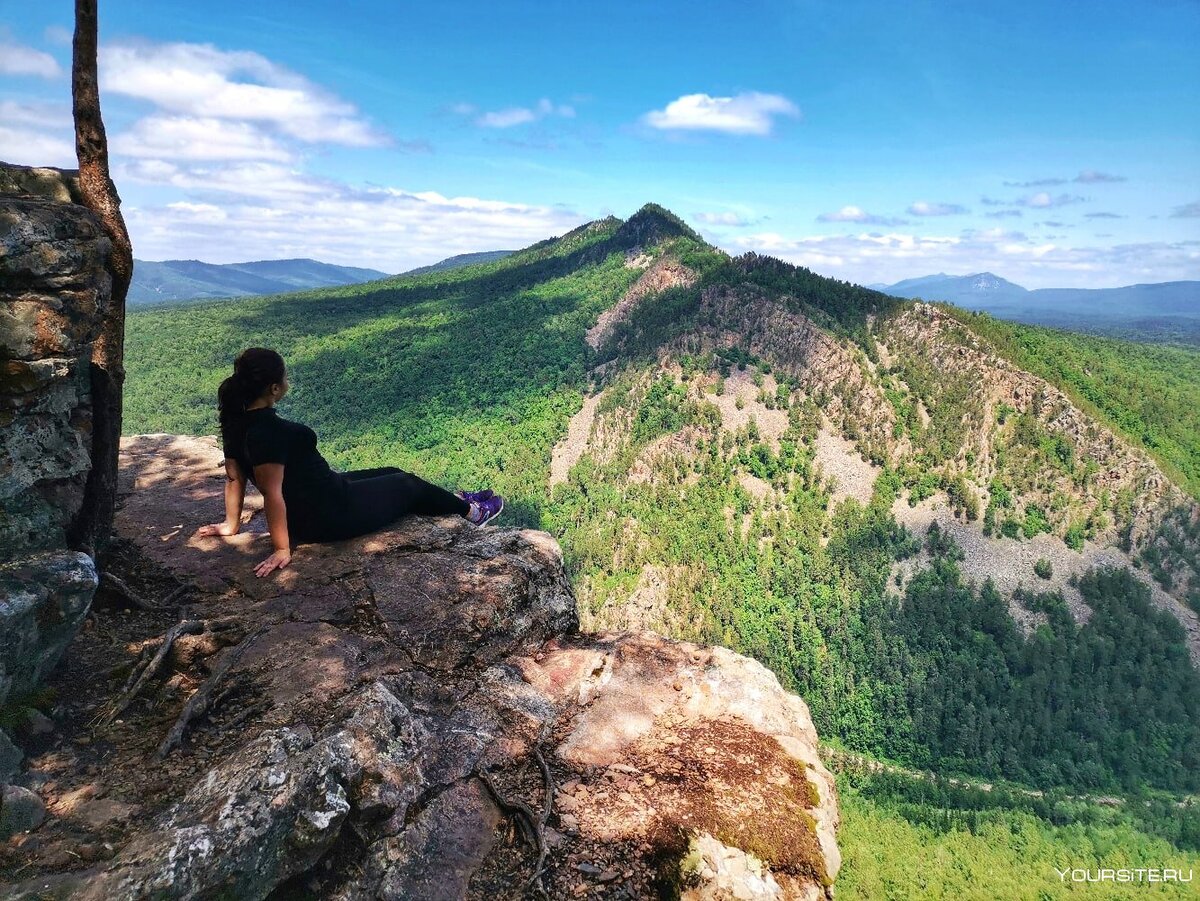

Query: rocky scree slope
[[1, 434, 839, 901]]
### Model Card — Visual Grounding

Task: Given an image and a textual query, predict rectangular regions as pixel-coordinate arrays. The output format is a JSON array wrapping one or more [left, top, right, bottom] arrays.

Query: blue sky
[[2, 0, 1198, 287]]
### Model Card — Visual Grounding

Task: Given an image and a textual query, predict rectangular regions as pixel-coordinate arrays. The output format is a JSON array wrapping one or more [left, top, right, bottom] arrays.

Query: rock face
[[673, 284, 899, 470], [1, 162, 104, 715], [587, 256, 698, 351], [0, 553, 99, 708], [0, 163, 109, 556], [1, 434, 840, 899], [575, 285, 1199, 649], [882, 303, 1191, 534], [880, 303, 1200, 632]]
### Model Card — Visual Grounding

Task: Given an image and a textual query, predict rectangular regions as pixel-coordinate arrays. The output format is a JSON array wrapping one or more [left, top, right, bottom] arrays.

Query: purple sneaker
[[457, 488, 495, 504], [467, 493, 504, 527]]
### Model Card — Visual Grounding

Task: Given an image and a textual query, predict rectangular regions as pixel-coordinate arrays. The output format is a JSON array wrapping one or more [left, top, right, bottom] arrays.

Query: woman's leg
[[335, 470, 469, 538], [343, 466, 404, 482], [389, 471, 470, 516]]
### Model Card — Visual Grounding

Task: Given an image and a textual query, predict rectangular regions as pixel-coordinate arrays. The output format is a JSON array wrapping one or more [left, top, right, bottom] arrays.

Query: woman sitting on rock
[[197, 347, 504, 577]]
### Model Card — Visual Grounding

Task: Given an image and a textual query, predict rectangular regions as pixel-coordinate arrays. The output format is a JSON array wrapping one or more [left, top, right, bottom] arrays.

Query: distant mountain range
[[129, 255, 1195, 344], [128, 258, 391, 304], [129, 251, 520, 305], [872, 272, 1200, 342]]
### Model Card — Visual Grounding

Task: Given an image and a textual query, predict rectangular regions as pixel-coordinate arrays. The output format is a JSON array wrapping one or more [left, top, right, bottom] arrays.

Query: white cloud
[[1019, 192, 1086, 209], [115, 159, 585, 271], [694, 210, 758, 227], [724, 228, 1200, 289], [1004, 177, 1067, 188], [113, 116, 294, 162], [119, 160, 330, 200], [462, 97, 576, 129], [1075, 170, 1126, 184], [165, 201, 228, 221], [0, 100, 75, 168], [642, 91, 799, 136], [478, 107, 538, 128], [816, 205, 906, 226], [818, 205, 869, 222], [1005, 171, 1126, 188], [0, 39, 61, 78], [908, 201, 967, 216], [538, 98, 574, 118], [100, 40, 388, 146], [0, 99, 71, 128], [0, 125, 75, 168], [1170, 201, 1200, 218], [2, 33, 578, 273]]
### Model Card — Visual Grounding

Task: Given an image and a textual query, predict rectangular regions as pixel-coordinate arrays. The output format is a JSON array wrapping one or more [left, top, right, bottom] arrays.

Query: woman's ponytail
[[217, 347, 286, 426]]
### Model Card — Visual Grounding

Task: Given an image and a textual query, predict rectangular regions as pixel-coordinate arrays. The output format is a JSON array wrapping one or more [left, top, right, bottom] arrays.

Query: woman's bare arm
[[197, 458, 247, 537], [252, 462, 292, 577]]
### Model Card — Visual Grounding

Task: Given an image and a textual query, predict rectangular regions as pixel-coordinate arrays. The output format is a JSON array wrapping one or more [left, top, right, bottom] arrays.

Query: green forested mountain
[[398, 249, 515, 277], [124, 204, 1200, 897], [129, 257, 390, 304]]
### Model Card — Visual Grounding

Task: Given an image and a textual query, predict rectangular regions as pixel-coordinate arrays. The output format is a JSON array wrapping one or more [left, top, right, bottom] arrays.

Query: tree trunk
[[67, 0, 134, 559]]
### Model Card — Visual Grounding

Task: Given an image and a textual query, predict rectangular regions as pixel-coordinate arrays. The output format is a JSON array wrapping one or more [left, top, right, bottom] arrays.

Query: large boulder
[[1, 165, 111, 558], [0, 784, 46, 841], [0, 553, 98, 710], [1, 164, 108, 731], [2, 434, 839, 900]]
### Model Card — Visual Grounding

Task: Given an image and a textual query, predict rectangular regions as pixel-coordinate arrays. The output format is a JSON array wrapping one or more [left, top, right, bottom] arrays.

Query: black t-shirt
[[221, 407, 346, 541]]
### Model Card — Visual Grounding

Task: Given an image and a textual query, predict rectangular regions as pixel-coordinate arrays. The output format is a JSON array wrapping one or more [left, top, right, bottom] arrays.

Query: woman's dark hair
[[218, 347, 286, 426]]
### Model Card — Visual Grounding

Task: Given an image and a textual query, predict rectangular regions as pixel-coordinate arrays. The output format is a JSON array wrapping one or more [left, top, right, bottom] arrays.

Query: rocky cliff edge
[[2, 434, 839, 900]]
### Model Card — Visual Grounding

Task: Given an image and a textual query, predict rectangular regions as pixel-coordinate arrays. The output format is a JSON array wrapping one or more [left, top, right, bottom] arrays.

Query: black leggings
[[315, 466, 469, 542]]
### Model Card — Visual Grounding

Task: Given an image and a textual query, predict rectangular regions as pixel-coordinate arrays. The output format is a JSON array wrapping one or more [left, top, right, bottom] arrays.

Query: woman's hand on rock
[[198, 521, 239, 537], [255, 548, 292, 578]]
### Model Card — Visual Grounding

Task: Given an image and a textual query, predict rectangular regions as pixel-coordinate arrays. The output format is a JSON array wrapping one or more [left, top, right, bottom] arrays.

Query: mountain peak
[[882, 271, 1029, 305], [966, 272, 1009, 291], [613, 203, 703, 249]]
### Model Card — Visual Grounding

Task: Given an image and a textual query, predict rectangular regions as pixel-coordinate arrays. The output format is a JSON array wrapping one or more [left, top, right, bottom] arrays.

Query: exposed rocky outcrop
[[562, 284, 1198, 649], [1, 434, 840, 899], [587, 256, 698, 352], [693, 286, 897, 465], [882, 303, 1190, 535], [881, 303, 1200, 617], [890, 496, 1200, 663], [0, 165, 83, 206], [1, 163, 106, 755]]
